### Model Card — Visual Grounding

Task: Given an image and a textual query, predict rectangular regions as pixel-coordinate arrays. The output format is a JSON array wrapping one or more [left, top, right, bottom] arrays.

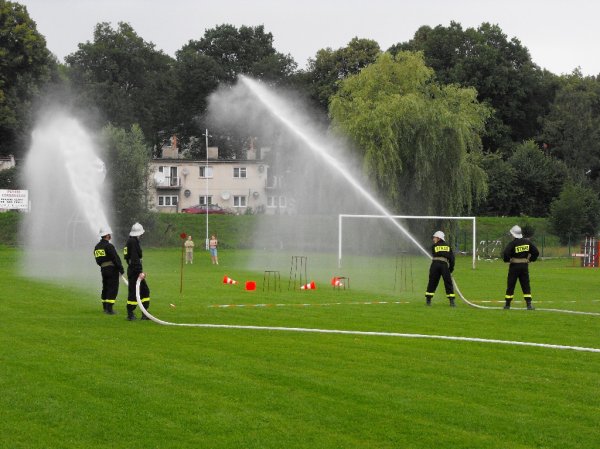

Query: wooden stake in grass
[[179, 232, 187, 294]]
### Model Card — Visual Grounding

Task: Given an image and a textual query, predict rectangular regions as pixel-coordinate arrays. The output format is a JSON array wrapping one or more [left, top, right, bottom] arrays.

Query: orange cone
[[223, 275, 238, 285], [300, 281, 317, 290], [245, 281, 256, 291]]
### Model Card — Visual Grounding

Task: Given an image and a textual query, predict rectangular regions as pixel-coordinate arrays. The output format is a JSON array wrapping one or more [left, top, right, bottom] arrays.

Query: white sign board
[[0, 189, 29, 210]]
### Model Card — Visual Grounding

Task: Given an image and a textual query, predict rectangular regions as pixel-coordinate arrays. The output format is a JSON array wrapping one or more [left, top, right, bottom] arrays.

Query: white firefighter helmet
[[129, 222, 145, 237], [433, 231, 445, 240], [510, 225, 523, 238], [99, 226, 112, 237]]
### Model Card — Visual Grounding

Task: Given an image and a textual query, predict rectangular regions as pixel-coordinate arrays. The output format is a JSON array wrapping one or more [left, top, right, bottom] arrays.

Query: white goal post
[[338, 214, 477, 269]]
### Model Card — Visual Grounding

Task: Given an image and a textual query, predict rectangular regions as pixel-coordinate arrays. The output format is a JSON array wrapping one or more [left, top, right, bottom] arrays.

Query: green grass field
[[1, 245, 599, 449]]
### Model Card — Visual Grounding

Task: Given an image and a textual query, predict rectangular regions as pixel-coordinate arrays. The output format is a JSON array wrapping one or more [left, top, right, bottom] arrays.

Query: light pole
[[204, 129, 210, 250]]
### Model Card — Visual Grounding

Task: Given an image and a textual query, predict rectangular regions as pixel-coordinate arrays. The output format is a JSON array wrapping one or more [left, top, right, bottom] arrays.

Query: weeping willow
[[330, 51, 491, 216]]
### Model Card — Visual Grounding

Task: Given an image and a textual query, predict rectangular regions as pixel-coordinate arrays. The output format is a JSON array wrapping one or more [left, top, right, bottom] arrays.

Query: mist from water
[[207, 77, 431, 282], [21, 109, 112, 285]]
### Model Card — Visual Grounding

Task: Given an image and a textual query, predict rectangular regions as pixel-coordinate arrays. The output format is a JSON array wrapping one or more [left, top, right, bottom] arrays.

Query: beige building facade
[[149, 145, 288, 215]]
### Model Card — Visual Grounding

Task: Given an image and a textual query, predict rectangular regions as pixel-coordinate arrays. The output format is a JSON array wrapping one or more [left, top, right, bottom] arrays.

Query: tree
[[295, 37, 381, 111], [102, 123, 150, 231], [0, 1, 57, 157], [171, 47, 224, 158], [183, 24, 296, 83], [538, 71, 600, 178], [0, 165, 19, 188], [476, 153, 519, 216], [549, 182, 600, 245], [506, 140, 568, 216], [329, 51, 491, 216], [391, 22, 559, 152], [66, 22, 176, 151]]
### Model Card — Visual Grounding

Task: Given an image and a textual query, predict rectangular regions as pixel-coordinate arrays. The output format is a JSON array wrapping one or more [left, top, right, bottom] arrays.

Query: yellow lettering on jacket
[[123, 247, 128, 256], [94, 249, 106, 258], [435, 246, 450, 253], [515, 244, 529, 253]]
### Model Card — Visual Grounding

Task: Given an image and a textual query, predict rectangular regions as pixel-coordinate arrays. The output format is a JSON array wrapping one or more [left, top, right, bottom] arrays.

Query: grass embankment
[[1, 245, 599, 449]]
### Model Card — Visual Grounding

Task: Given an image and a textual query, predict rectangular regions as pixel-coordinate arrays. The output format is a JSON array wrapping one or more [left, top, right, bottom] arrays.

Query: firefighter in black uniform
[[124, 222, 151, 321], [503, 225, 539, 310], [425, 231, 456, 307], [94, 226, 124, 315]]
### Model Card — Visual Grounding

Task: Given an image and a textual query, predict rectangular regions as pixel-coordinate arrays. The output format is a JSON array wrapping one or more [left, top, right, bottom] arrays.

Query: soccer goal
[[338, 214, 477, 269]]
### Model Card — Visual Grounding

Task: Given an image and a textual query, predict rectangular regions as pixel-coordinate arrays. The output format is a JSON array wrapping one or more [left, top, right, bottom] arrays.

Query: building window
[[233, 195, 246, 207], [158, 166, 179, 186], [267, 196, 286, 207], [199, 166, 213, 178], [199, 195, 213, 206], [233, 167, 247, 178], [158, 195, 178, 206]]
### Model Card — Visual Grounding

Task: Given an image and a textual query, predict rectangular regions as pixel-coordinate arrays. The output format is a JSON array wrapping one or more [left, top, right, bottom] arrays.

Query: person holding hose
[[124, 222, 151, 320], [502, 225, 539, 310], [425, 231, 456, 307], [93, 226, 124, 315]]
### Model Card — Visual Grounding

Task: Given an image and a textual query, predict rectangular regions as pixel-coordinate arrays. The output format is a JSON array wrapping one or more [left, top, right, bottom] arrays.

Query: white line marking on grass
[[209, 300, 409, 308], [134, 281, 600, 353]]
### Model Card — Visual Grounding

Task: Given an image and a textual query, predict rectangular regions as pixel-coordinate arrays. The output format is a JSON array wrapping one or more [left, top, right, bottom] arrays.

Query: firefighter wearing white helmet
[[425, 230, 456, 307], [93, 225, 124, 315], [124, 222, 151, 320], [502, 225, 539, 310]]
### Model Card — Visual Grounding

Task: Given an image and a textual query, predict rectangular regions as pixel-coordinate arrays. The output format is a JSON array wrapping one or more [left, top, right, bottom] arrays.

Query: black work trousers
[[505, 263, 531, 296], [426, 261, 454, 297], [100, 265, 120, 300]]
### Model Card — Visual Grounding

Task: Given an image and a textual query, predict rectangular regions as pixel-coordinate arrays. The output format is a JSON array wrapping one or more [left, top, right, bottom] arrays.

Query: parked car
[[181, 204, 231, 214]]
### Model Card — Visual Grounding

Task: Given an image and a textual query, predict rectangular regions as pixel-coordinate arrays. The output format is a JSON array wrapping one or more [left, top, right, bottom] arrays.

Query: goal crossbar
[[338, 214, 476, 269]]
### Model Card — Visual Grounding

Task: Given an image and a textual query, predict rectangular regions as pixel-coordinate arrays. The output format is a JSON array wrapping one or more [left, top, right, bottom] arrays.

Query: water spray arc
[[239, 76, 431, 260]]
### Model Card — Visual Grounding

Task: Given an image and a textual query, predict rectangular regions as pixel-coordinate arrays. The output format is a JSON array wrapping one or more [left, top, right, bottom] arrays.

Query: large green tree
[[391, 22, 558, 152], [538, 71, 600, 179], [183, 24, 296, 83], [66, 22, 176, 151], [506, 140, 568, 216], [549, 182, 600, 244], [102, 123, 150, 231], [329, 51, 491, 216], [0, 0, 56, 157], [295, 37, 381, 112]]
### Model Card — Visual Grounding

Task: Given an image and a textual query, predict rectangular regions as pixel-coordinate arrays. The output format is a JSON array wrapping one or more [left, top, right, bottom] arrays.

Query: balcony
[[155, 176, 181, 189]]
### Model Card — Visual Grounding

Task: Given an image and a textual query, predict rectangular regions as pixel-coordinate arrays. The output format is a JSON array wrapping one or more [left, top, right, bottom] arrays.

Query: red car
[[181, 204, 231, 214]]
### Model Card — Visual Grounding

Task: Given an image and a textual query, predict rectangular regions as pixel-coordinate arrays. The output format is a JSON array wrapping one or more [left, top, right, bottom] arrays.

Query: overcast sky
[[18, 0, 600, 76]]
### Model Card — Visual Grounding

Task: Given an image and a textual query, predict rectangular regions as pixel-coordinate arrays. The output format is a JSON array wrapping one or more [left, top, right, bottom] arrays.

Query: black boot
[[127, 305, 137, 321], [526, 299, 535, 310], [449, 298, 456, 307], [503, 298, 512, 309], [106, 303, 116, 315], [425, 297, 432, 306], [102, 301, 108, 313]]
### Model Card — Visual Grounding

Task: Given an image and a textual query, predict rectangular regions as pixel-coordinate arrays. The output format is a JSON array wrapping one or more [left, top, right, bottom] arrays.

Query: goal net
[[338, 214, 476, 268]]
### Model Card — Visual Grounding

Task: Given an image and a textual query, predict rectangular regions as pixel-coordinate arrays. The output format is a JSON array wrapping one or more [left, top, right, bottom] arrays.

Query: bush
[[549, 182, 600, 244]]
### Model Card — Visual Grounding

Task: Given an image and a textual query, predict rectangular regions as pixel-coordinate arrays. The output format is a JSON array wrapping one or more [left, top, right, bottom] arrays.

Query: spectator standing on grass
[[502, 225, 539, 310], [93, 226, 124, 315], [209, 234, 219, 265], [124, 222, 151, 320], [425, 231, 456, 307], [184, 235, 194, 264]]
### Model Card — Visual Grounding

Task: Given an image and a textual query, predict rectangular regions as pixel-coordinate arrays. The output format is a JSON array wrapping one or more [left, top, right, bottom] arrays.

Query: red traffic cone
[[330, 276, 339, 286], [245, 281, 256, 291], [300, 281, 317, 290], [223, 275, 238, 285]]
